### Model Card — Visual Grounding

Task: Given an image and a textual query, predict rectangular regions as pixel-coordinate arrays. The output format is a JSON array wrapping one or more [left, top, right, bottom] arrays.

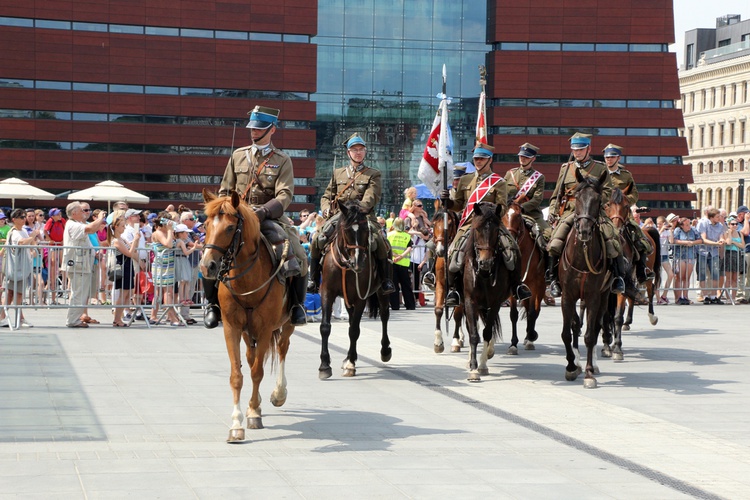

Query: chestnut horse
[[430, 208, 465, 354], [558, 169, 611, 388], [318, 200, 391, 378], [200, 189, 295, 442], [462, 202, 514, 382], [503, 201, 545, 354]]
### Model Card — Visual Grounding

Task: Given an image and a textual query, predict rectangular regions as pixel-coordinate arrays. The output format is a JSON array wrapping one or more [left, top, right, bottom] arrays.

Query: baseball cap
[[173, 223, 189, 233], [0, 211, 6, 219], [737, 205, 749, 214], [125, 209, 142, 218], [49, 208, 61, 216], [147, 213, 158, 221]]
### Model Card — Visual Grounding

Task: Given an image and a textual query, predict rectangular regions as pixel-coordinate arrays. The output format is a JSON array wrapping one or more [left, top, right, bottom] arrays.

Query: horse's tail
[[646, 226, 662, 289], [368, 294, 380, 319], [265, 329, 282, 371]]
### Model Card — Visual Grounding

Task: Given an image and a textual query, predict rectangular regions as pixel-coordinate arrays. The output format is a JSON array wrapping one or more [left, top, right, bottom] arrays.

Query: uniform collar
[[251, 143, 273, 156], [608, 167, 620, 175], [348, 163, 366, 174]]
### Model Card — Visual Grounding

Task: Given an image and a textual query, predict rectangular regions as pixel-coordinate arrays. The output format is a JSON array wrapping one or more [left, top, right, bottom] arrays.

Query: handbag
[[4, 229, 33, 283], [106, 246, 123, 281]]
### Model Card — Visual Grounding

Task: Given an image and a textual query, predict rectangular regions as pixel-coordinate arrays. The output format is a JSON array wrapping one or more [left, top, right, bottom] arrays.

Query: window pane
[[528, 127, 559, 135], [529, 42, 560, 51], [500, 42, 528, 50], [631, 44, 665, 52], [628, 100, 660, 108], [0, 17, 33, 27], [73, 82, 108, 92], [561, 99, 592, 107], [73, 22, 107, 32], [215, 30, 248, 40], [494, 98, 525, 106], [35, 19, 71, 30], [109, 84, 143, 93], [596, 43, 628, 52], [660, 128, 678, 136], [180, 88, 213, 96], [146, 86, 179, 95], [0, 78, 34, 88], [596, 127, 625, 135], [661, 100, 675, 108], [249, 32, 282, 41], [73, 112, 108, 121], [110, 24, 144, 34], [109, 114, 143, 123], [36, 81, 72, 90], [596, 99, 626, 108], [181, 28, 213, 38], [528, 99, 559, 107], [36, 111, 71, 120], [0, 109, 33, 118], [145, 26, 179, 36], [283, 34, 309, 43], [494, 126, 527, 134], [627, 128, 660, 136], [562, 43, 594, 51]]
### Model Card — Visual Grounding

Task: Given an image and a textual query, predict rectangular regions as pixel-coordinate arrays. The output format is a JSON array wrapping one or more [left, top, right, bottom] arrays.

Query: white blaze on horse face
[[351, 223, 360, 264], [507, 207, 515, 224], [212, 215, 221, 228]]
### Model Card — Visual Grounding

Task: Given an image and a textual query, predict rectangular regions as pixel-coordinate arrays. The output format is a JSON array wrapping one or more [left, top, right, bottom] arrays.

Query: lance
[[438, 65, 452, 327]]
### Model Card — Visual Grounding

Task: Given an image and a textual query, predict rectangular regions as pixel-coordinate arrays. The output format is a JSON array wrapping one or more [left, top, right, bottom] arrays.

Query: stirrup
[[422, 272, 436, 290], [381, 280, 396, 294], [515, 284, 532, 301], [290, 305, 307, 326], [307, 279, 318, 294], [445, 289, 461, 307], [549, 281, 561, 298], [611, 276, 625, 294]]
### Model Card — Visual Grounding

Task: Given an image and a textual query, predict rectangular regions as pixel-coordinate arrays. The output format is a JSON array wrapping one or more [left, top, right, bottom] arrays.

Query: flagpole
[[438, 65, 452, 325]]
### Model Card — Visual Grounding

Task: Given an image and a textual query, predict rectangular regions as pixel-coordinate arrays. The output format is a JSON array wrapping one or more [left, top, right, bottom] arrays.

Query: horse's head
[[200, 188, 259, 279], [573, 169, 607, 243], [337, 200, 370, 273], [431, 208, 458, 257], [503, 200, 524, 238], [470, 202, 503, 273], [604, 184, 632, 229]]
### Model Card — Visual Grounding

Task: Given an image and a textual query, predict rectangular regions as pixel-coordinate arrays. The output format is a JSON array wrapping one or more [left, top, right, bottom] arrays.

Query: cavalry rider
[[206, 105, 309, 328], [440, 142, 532, 307], [504, 142, 549, 249], [602, 143, 655, 283], [546, 132, 626, 298], [307, 133, 395, 294]]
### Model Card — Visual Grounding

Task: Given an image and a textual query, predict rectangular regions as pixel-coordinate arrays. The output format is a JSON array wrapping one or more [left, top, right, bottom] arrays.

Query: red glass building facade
[[486, 0, 693, 214], [0, 1, 317, 211]]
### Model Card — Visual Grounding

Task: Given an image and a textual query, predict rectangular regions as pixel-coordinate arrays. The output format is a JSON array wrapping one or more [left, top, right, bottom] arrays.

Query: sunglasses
[[729, 223, 738, 226], [414, 204, 423, 207], [82, 209, 91, 212]]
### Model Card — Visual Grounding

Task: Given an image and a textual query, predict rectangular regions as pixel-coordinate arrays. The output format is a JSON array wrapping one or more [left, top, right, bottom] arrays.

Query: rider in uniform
[[603, 143, 655, 283], [440, 142, 532, 307], [504, 143, 549, 249], [307, 133, 395, 294], [204, 105, 308, 328], [546, 132, 626, 298]]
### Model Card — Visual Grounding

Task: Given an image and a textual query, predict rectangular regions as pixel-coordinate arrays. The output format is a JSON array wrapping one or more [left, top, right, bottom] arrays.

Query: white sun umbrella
[[0, 177, 56, 209], [67, 180, 149, 212]]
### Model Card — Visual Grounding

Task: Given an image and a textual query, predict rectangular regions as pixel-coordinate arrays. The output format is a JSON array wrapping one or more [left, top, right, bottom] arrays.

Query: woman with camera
[[108, 215, 140, 327], [150, 212, 180, 326]]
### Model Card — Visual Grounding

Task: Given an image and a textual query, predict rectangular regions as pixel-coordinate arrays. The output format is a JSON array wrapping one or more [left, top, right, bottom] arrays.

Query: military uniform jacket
[[505, 167, 545, 223], [219, 142, 294, 210], [320, 164, 381, 220], [451, 170, 508, 225], [548, 159, 612, 218], [607, 163, 639, 206]]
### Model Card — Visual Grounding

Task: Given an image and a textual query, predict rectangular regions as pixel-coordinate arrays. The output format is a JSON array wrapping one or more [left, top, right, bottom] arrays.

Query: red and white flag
[[475, 91, 487, 145], [417, 100, 453, 196]]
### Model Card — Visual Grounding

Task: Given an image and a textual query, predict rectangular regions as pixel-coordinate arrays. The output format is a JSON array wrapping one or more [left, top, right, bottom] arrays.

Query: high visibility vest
[[387, 230, 411, 267]]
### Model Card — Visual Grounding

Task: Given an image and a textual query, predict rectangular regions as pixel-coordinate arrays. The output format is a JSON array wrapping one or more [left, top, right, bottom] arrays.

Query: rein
[[330, 217, 374, 308]]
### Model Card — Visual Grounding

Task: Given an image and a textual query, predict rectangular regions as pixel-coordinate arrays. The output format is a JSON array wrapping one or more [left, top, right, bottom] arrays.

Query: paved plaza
[[1, 301, 749, 499]]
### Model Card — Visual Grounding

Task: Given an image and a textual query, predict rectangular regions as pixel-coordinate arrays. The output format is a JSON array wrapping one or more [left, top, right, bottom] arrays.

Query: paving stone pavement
[[1, 301, 748, 499]]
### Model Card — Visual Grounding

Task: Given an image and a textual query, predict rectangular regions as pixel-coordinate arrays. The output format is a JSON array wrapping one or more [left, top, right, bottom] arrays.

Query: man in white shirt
[[63, 201, 106, 328]]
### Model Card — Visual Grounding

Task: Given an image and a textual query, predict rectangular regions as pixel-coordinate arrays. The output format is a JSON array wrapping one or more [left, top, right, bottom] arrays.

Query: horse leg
[[246, 332, 269, 429], [563, 300, 582, 381], [623, 298, 634, 331], [434, 293, 445, 354], [342, 301, 366, 377], [318, 292, 334, 380], [601, 293, 614, 358], [465, 304, 481, 382], [584, 299, 605, 389], [224, 323, 245, 442], [451, 306, 465, 352], [379, 292, 392, 362], [508, 297, 520, 355], [646, 280, 658, 326], [270, 324, 294, 407], [524, 296, 541, 350], [611, 294, 626, 362]]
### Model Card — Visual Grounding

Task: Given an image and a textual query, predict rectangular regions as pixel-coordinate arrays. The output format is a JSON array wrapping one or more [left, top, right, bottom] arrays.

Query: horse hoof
[[342, 368, 356, 377], [613, 353, 624, 362], [524, 342, 535, 351], [451, 345, 461, 353], [583, 378, 598, 389], [247, 417, 263, 429], [527, 332, 539, 343], [318, 368, 332, 380], [601, 347, 612, 358], [478, 367, 489, 376], [227, 428, 245, 442], [507, 346, 518, 355], [467, 371, 481, 382], [593, 366, 601, 375], [565, 368, 580, 381], [270, 390, 287, 407], [649, 314, 658, 326], [623, 324, 630, 331], [486, 349, 495, 360], [434, 343, 445, 354], [381, 348, 392, 363]]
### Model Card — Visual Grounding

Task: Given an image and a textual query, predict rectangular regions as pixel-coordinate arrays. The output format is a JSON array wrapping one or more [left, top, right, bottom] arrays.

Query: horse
[[462, 202, 514, 382], [558, 169, 611, 388], [622, 227, 661, 331], [317, 200, 391, 378], [602, 186, 661, 361], [503, 201, 545, 355], [430, 208, 465, 354], [200, 189, 295, 442]]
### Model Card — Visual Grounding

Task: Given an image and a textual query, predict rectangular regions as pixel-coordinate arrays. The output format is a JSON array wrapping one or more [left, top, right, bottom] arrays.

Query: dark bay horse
[[462, 202, 513, 382], [430, 208, 465, 354], [200, 189, 295, 442], [622, 227, 661, 331], [558, 169, 611, 388], [318, 200, 391, 378], [503, 201, 545, 355]]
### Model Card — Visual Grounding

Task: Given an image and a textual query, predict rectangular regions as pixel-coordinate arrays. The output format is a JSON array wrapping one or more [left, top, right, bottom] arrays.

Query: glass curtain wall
[[313, 0, 489, 214]]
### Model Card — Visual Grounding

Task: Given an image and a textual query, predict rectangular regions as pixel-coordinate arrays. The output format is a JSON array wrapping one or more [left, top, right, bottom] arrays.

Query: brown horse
[[318, 200, 391, 378], [503, 201, 545, 355], [462, 202, 514, 382], [200, 189, 295, 442], [430, 208, 465, 354], [622, 227, 661, 331], [558, 169, 611, 388]]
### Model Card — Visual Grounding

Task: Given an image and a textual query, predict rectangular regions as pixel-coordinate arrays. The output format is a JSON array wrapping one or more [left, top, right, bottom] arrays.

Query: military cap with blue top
[[246, 105, 280, 129], [518, 142, 539, 158], [472, 142, 495, 158], [453, 164, 467, 178], [569, 132, 592, 150], [602, 143, 623, 157], [344, 132, 366, 149]]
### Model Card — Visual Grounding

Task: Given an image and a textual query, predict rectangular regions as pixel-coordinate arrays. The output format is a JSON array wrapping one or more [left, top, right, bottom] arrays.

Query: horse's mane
[[573, 174, 603, 196], [432, 208, 459, 226], [471, 202, 500, 227], [610, 187, 625, 206], [203, 195, 259, 235], [339, 199, 367, 226]]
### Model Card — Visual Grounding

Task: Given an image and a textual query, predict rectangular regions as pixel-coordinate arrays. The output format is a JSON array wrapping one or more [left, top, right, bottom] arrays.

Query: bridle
[[330, 207, 374, 307]]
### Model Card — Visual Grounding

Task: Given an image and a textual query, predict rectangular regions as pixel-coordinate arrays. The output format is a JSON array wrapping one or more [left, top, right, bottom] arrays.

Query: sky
[[672, 0, 750, 66]]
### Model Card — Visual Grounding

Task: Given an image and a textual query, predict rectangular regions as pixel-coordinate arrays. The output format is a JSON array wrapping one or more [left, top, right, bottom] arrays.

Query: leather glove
[[253, 206, 269, 223], [322, 208, 330, 219], [440, 189, 451, 200]]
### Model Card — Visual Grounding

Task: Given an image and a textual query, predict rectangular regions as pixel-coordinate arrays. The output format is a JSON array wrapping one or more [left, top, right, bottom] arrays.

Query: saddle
[[259, 219, 298, 281]]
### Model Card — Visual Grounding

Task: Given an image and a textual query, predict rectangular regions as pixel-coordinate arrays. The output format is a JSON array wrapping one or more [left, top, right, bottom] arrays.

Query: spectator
[[408, 210, 431, 307], [63, 201, 106, 328], [723, 215, 743, 303], [92, 209, 109, 305], [78, 202, 101, 325], [298, 210, 317, 236], [657, 215, 675, 304], [698, 207, 726, 304], [673, 217, 702, 305], [174, 223, 199, 313], [385, 211, 396, 230], [737, 205, 750, 304], [44, 207, 66, 302], [108, 215, 140, 327], [150, 212, 180, 326], [0, 211, 10, 285], [1, 209, 39, 328], [387, 218, 415, 310], [400, 186, 417, 220]]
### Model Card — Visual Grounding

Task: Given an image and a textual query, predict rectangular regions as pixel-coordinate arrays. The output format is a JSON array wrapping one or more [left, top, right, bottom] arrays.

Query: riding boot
[[636, 252, 655, 283], [307, 257, 321, 293], [611, 255, 627, 295], [547, 255, 561, 298], [378, 257, 396, 294], [445, 271, 461, 307], [290, 275, 308, 326], [202, 278, 221, 329]]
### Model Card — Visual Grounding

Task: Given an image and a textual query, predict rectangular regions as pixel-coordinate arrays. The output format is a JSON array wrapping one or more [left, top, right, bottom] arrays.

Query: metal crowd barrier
[[1, 243, 205, 330]]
